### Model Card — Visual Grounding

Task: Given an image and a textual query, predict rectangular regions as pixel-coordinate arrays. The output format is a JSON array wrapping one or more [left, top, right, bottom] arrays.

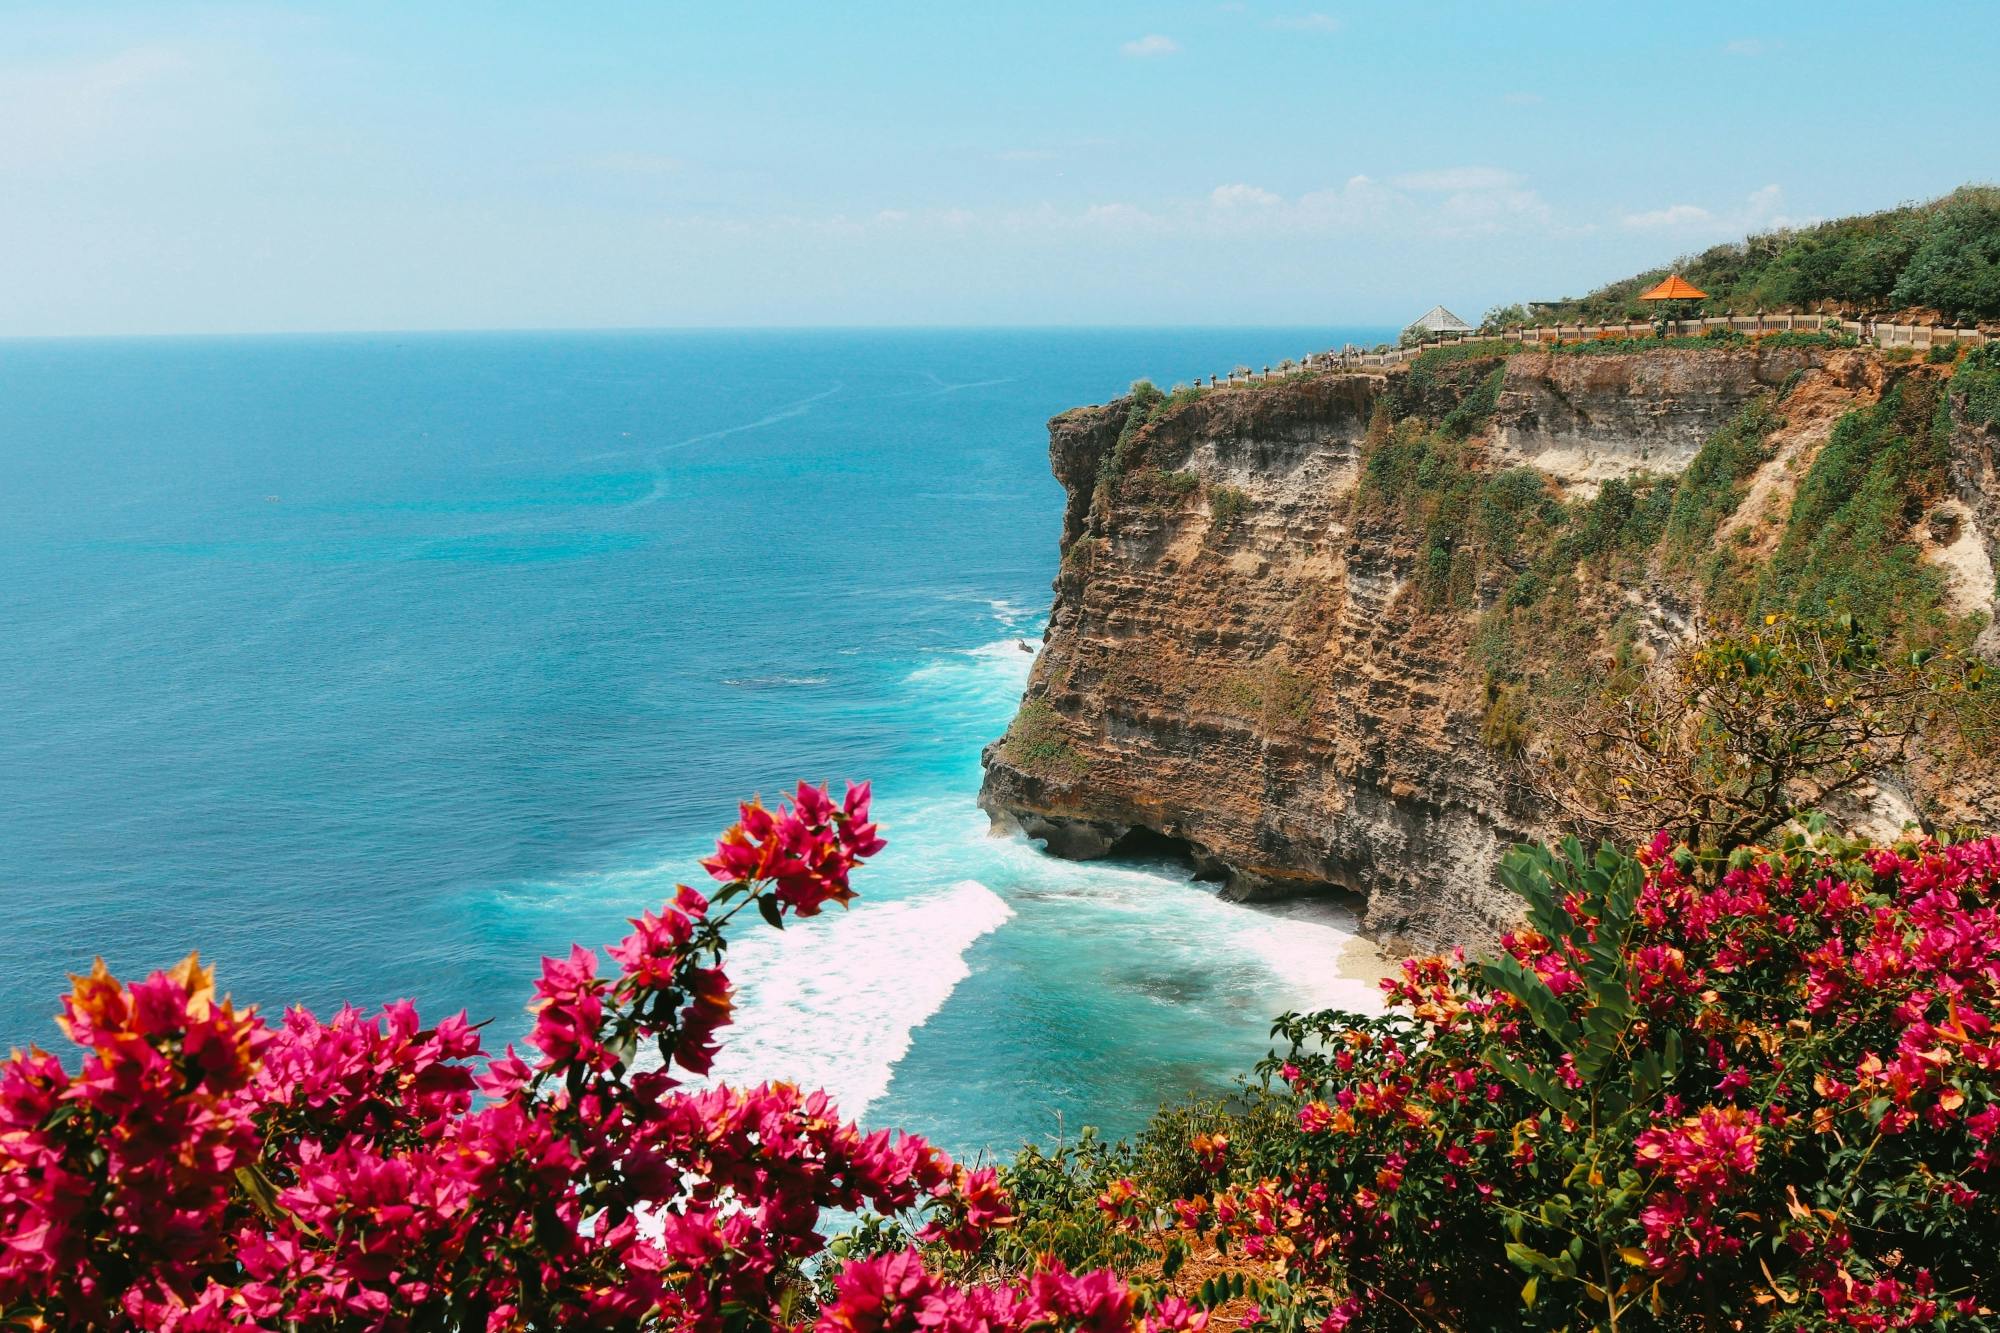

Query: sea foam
[[705, 879, 1014, 1118]]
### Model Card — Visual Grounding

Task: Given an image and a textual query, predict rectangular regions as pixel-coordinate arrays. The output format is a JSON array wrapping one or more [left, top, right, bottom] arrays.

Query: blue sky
[[2, 2, 1995, 336]]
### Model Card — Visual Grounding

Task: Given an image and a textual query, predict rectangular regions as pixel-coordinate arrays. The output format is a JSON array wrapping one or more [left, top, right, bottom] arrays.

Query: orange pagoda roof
[[1638, 274, 1708, 301]]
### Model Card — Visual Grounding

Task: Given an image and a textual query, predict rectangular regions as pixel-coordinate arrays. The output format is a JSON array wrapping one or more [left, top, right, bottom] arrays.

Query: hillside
[[1523, 185, 2000, 325]]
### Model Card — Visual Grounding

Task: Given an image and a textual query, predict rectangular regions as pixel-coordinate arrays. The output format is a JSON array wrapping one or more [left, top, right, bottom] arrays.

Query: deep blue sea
[[0, 328, 1390, 1157]]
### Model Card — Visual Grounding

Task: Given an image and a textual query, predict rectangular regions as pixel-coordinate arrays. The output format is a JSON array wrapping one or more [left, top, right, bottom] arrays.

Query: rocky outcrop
[[1490, 345, 1830, 487], [980, 343, 1969, 954]]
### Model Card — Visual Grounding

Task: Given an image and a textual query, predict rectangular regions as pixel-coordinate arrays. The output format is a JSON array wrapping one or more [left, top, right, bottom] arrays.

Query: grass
[[1659, 399, 1783, 567], [1207, 485, 1251, 540], [1749, 376, 1954, 637], [1002, 699, 1091, 781], [1205, 663, 1313, 725]]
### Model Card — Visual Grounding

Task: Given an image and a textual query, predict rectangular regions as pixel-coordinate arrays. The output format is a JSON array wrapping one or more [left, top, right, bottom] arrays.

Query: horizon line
[[0, 320, 1407, 346]]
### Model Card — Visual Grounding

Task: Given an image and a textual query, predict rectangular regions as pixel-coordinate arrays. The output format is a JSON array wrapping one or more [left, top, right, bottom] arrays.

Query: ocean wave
[[704, 879, 1014, 1118], [721, 674, 832, 690], [904, 635, 1038, 684]]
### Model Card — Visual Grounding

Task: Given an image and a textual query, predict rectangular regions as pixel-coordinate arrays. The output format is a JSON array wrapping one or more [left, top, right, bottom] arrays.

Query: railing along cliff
[[1196, 313, 1994, 387]]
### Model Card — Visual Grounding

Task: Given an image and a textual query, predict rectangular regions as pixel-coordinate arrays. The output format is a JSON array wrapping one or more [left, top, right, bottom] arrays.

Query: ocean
[[0, 327, 1390, 1158]]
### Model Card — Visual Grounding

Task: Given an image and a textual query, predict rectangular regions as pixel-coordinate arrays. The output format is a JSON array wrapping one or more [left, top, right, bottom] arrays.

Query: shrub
[[1206, 664, 1313, 725], [1958, 342, 2000, 431], [1439, 367, 1505, 440], [1126, 468, 1202, 507], [1207, 485, 1251, 540], [1540, 186, 2000, 323], [1758, 329, 1859, 350], [1099, 382, 1176, 487], [1188, 827, 2000, 1331], [1479, 680, 1530, 758], [1531, 613, 1991, 851], [1756, 377, 1951, 635], [1660, 399, 1782, 566], [0, 782, 1060, 1332]]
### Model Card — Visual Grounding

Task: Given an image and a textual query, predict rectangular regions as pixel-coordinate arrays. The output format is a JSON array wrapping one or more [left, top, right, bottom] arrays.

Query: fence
[[1194, 313, 1994, 386]]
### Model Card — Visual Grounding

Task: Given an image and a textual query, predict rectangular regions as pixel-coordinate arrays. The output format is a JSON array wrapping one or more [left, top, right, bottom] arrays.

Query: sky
[[2, 2, 1996, 337]]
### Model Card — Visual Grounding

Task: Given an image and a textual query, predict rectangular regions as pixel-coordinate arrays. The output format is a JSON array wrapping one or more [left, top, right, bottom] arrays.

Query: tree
[[1529, 614, 1991, 851]]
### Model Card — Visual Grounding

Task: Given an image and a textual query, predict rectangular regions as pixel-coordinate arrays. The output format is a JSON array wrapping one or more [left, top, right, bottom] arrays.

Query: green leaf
[[757, 895, 786, 930], [1485, 1043, 1575, 1113], [1521, 1275, 1539, 1309]]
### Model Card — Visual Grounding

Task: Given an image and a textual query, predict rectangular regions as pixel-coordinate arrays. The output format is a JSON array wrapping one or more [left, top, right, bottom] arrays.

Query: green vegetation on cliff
[[1351, 346, 1995, 828], [1549, 185, 2000, 322]]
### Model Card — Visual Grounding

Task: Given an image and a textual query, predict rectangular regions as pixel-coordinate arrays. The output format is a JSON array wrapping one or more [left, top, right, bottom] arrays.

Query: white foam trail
[[663, 382, 845, 453], [628, 381, 845, 507], [706, 880, 1014, 1117]]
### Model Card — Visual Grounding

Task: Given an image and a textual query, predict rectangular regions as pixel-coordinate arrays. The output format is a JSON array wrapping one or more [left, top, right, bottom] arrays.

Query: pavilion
[[1409, 305, 1475, 337], [1638, 274, 1708, 303]]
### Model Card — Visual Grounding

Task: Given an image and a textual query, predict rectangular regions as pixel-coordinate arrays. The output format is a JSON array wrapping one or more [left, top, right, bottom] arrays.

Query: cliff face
[[981, 344, 2000, 953], [1488, 346, 1823, 485]]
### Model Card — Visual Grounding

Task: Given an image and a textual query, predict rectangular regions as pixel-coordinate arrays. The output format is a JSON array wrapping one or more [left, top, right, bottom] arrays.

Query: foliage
[[1482, 304, 1531, 333], [835, 1126, 1172, 1293], [1480, 680, 1531, 759], [1208, 485, 1252, 540], [1184, 828, 2000, 1331], [1531, 614, 1992, 852], [1470, 373, 1986, 776], [1404, 344, 1508, 390], [0, 782, 1064, 1331], [1440, 367, 1505, 440], [1958, 343, 2000, 431], [1891, 190, 2000, 317], [1547, 186, 2000, 322], [1758, 329, 1860, 350], [1751, 377, 1951, 636], [1659, 400, 1783, 568], [1100, 381, 1172, 487], [1003, 698, 1090, 780], [1126, 469, 1203, 507]]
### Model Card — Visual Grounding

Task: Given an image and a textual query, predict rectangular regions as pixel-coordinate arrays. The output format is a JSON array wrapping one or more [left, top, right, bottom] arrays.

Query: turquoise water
[[0, 328, 1388, 1158]]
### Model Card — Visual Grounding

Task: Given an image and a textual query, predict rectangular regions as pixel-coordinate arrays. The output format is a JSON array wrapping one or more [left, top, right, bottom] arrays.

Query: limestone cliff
[[980, 343, 2000, 953]]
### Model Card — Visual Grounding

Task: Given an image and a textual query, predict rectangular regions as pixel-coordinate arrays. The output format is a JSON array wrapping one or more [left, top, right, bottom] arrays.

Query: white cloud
[[1435, 187, 1552, 234], [1120, 34, 1180, 58], [1392, 166, 1524, 192], [1743, 183, 1787, 224], [1622, 202, 1714, 230], [973, 171, 1560, 243], [1723, 38, 1769, 56], [1210, 183, 1281, 208], [1620, 185, 1803, 234], [1268, 13, 1341, 32], [1080, 201, 1159, 231]]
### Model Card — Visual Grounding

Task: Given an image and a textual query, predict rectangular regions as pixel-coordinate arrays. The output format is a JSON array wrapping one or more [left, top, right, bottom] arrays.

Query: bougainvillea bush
[[0, 782, 1203, 1333], [1187, 829, 2000, 1331], [10, 784, 2000, 1333]]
